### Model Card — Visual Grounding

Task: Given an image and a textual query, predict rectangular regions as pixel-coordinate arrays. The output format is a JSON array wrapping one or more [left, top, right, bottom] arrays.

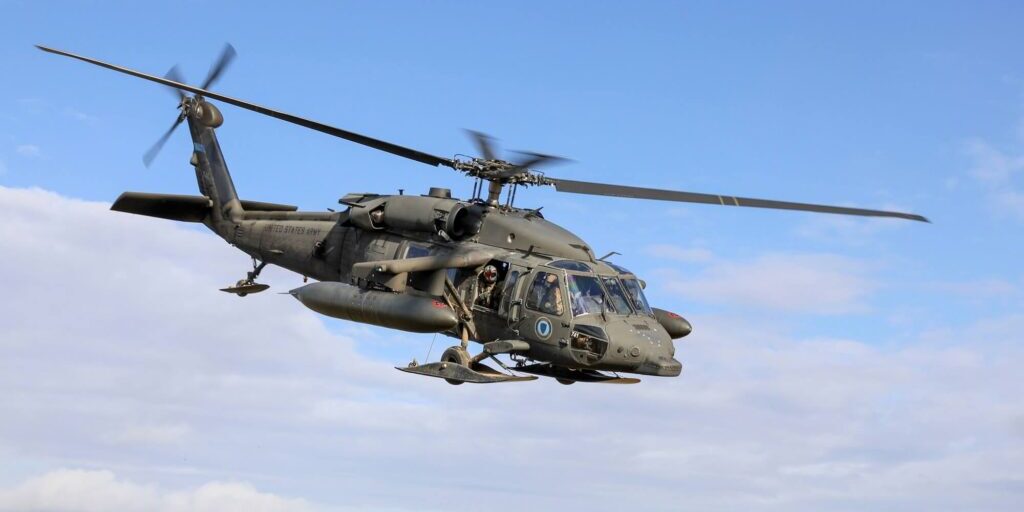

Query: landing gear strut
[[220, 257, 270, 296]]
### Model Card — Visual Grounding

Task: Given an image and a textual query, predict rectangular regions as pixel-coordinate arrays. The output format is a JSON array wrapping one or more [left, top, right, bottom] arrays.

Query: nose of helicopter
[[596, 316, 682, 377], [637, 355, 683, 377]]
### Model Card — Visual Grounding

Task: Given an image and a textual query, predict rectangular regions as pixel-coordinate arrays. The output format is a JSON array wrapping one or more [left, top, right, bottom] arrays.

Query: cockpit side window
[[622, 277, 654, 316], [526, 272, 565, 316]]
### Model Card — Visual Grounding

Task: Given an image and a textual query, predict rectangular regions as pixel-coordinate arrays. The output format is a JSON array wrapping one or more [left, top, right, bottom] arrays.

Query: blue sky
[[1, 2, 1023, 511]]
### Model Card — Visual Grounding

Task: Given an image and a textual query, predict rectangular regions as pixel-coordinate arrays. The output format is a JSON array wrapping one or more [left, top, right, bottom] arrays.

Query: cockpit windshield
[[566, 274, 635, 317], [622, 277, 654, 316], [601, 276, 635, 315], [567, 275, 605, 316]]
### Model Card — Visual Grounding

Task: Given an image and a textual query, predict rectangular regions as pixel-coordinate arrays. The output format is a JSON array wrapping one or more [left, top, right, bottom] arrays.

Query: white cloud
[[966, 138, 1024, 184], [16, 144, 40, 157], [965, 138, 1024, 220], [794, 210, 915, 243], [15, 98, 97, 123], [657, 252, 876, 314], [0, 469, 314, 512], [928, 278, 1019, 299], [64, 107, 98, 124], [990, 189, 1024, 217], [108, 423, 193, 445], [1, 186, 1023, 511]]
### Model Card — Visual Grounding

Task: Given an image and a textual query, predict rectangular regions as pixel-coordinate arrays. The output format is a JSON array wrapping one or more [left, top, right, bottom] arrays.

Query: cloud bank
[[0, 469, 312, 512], [654, 252, 877, 314], [0, 186, 1021, 512]]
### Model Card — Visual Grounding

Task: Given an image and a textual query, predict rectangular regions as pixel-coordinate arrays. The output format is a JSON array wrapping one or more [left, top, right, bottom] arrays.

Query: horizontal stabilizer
[[112, 192, 299, 222], [111, 192, 211, 222]]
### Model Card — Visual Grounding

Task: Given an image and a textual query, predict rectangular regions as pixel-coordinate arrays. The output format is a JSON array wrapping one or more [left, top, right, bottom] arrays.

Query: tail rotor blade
[[200, 43, 236, 90], [143, 116, 184, 167], [163, 65, 187, 101]]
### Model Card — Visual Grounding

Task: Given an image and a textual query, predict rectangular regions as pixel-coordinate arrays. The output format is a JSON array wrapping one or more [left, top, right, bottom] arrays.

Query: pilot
[[568, 276, 603, 316], [540, 273, 564, 316]]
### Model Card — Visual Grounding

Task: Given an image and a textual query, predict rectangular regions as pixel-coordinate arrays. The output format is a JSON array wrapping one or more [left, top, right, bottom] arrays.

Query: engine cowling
[[348, 195, 482, 240]]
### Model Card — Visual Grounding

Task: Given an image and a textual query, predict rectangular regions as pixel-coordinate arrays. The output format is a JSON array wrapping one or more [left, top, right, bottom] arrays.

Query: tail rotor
[[142, 44, 236, 167]]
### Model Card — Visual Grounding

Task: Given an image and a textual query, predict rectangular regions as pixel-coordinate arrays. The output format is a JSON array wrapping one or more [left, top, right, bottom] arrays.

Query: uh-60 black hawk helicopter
[[39, 44, 928, 385]]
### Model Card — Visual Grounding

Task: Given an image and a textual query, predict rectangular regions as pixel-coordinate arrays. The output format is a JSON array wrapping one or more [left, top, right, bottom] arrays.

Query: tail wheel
[[440, 346, 471, 385]]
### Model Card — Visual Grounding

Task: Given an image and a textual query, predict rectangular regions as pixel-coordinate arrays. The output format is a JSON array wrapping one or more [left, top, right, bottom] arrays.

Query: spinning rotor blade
[[510, 150, 570, 171], [143, 117, 185, 167], [548, 178, 930, 222], [465, 130, 498, 161], [491, 151, 571, 179], [200, 43, 236, 90], [36, 45, 455, 168], [143, 116, 184, 167]]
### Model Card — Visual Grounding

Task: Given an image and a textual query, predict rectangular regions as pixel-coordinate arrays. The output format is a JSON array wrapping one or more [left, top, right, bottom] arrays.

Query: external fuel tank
[[289, 282, 458, 333]]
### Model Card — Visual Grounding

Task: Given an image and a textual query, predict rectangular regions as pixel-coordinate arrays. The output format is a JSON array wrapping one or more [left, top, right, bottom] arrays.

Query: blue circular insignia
[[535, 317, 553, 340]]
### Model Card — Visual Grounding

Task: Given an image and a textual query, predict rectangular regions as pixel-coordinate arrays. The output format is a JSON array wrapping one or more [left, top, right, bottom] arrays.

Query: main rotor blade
[[200, 43, 236, 90], [509, 150, 570, 170], [548, 178, 930, 222], [143, 116, 184, 167], [465, 130, 497, 161], [37, 45, 455, 168]]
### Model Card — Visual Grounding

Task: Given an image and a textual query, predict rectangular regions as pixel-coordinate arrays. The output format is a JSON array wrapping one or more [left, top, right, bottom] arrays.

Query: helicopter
[[37, 44, 928, 385]]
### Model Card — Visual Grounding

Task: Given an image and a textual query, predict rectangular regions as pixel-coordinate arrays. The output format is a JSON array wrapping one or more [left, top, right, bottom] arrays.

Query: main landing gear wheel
[[556, 378, 576, 385], [235, 279, 250, 297], [440, 346, 471, 385], [220, 257, 270, 297]]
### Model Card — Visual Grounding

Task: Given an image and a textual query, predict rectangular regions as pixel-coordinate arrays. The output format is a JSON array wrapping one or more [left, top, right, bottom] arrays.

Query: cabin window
[[474, 261, 509, 310], [405, 244, 430, 259], [526, 272, 565, 316]]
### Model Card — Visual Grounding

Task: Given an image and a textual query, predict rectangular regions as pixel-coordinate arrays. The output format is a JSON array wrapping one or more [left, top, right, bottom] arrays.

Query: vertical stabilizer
[[185, 99, 243, 231]]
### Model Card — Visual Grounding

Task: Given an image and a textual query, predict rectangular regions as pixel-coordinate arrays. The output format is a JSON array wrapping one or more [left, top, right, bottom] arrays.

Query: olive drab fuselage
[[108, 97, 683, 379], [222, 187, 682, 377]]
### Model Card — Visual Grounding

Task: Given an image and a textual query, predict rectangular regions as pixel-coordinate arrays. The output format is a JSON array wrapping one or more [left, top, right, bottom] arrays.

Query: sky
[[1, 1, 1023, 510]]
